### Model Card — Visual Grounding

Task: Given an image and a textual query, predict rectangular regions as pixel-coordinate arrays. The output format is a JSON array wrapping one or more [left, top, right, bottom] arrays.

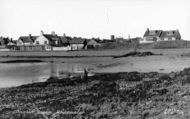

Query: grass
[[1, 69, 190, 119]]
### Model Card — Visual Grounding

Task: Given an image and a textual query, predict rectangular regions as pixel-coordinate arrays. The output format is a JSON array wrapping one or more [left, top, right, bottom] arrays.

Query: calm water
[[1, 56, 190, 88], [0, 62, 96, 88]]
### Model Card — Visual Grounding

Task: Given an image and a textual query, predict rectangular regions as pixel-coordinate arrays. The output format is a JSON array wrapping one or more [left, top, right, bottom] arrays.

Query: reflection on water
[[0, 62, 96, 88], [49, 62, 93, 79]]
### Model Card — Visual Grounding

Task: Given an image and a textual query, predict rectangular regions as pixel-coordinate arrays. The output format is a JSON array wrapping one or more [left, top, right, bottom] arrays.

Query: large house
[[140, 29, 181, 43], [34, 31, 61, 51]]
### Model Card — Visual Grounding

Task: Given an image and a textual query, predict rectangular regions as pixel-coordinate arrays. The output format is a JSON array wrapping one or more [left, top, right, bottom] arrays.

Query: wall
[[34, 35, 49, 45], [71, 44, 84, 50], [53, 46, 71, 51]]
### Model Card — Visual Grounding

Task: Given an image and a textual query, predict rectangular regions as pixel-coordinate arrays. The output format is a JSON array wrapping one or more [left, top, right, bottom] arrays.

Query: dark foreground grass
[[1, 69, 190, 119]]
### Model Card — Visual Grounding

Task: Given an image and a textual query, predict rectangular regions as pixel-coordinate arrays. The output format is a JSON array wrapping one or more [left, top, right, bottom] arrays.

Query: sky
[[0, 0, 190, 40]]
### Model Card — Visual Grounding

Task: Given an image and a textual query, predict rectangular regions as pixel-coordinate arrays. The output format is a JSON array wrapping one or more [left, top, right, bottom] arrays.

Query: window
[[44, 41, 47, 44], [55, 41, 58, 45], [36, 41, 39, 45]]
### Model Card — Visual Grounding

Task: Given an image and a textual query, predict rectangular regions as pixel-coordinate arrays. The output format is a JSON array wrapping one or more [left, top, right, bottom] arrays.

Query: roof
[[87, 39, 100, 45], [60, 36, 72, 43], [18, 36, 37, 43], [143, 30, 162, 37], [69, 38, 86, 44], [43, 34, 61, 41], [160, 30, 181, 38]]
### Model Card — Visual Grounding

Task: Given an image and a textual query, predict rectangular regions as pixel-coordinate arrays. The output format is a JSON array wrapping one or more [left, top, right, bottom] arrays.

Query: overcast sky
[[0, 0, 190, 40]]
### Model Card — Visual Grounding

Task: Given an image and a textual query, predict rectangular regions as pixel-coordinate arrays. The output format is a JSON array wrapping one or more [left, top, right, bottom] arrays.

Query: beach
[[1, 48, 190, 118]]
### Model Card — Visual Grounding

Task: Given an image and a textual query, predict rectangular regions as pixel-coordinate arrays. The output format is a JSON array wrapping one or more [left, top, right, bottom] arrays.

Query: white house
[[34, 31, 56, 51], [35, 31, 72, 51], [160, 30, 181, 41], [140, 29, 181, 43], [140, 29, 162, 43]]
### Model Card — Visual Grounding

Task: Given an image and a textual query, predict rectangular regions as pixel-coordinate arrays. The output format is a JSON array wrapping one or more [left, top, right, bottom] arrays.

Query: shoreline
[[1, 48, 190, 58]]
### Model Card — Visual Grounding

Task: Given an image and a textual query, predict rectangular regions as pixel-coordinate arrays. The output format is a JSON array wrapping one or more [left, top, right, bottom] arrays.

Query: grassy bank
[[1, 48, 190, 58], [1, 68, 190, 119]]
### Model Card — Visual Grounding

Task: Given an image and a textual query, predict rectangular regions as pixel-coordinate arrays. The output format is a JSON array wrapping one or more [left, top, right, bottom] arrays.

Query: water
[[0, 62, 96, 88], [1, 56, 190, 88]]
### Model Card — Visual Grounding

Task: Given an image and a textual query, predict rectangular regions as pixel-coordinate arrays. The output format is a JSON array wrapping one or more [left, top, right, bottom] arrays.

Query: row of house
[[0, 29, 182, 51], [8, 31, 101, 51], [140, 28, 181, 43]]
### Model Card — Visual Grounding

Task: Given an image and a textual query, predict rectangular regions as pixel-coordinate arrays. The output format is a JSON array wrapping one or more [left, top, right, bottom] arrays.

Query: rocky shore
[[0, 68, 190, 119]]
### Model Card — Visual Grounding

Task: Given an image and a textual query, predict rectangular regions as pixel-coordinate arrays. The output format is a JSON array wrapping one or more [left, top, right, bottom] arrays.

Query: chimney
[[29, 34, 32, 38], [147, 28, 149, 32], [40, 30, 44, 35], [51, 31, 56, 36], [63, 33, 66, 37]]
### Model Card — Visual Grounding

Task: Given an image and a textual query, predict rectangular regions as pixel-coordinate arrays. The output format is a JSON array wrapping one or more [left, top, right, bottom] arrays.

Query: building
[[16, 34, 38, 51], [0, 37, 9, 46], [69, 37, 87, 50], [160, 30, 181, 41], [86, 39, 101, 49], [0, 37, 10, 51], [17, 34, 36, 46], [110, 35, 115, 41], [140, 28, 181, 43], [34, 31, 60, 51], [141, 29, 162, 43], [52, 35, 72, 51], [60, 34, 71, 46]]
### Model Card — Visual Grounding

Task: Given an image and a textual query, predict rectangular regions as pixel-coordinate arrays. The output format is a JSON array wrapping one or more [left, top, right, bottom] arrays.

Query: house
[[140, 29, 181, 43], [7, 40, 17, 51], [16, 33, 55, 51], [0, 37, 9, 46], [160, 30, 181, 41], [17, 34, 36, 46], [52, 35, 71, 51], [60, 34, 71, 46], [85, 39, 101, 49], [141, 29, 162, 43], [34, 31, 60, 51], [69, 37, 87, 50], [52, 35, 72, 51], [16, 34, 38, 51]]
